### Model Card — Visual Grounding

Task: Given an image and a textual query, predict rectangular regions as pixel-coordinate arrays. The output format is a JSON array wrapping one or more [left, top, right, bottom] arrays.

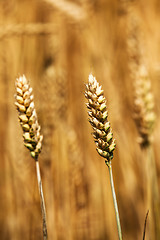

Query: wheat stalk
[[126, 9, 160, 239], [85, 73, 122, 240], [15, 75, 48, 240]]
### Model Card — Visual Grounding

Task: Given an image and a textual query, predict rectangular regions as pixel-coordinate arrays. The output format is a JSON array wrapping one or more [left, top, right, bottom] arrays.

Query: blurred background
[[1, 0, 160, 239]]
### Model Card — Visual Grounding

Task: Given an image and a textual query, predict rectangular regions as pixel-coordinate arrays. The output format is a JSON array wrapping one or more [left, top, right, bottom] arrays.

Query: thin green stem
[[106, 161, 122, 240], [36, 160, 48, 240]]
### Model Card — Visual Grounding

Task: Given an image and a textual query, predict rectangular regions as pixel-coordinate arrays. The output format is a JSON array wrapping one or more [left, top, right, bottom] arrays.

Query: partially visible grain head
[[126, 10, 143, 79], [15, 75, 43, 160], [126, 7, 156, 147], [134, 65, 156, 147], [85, 73, 116, 162]]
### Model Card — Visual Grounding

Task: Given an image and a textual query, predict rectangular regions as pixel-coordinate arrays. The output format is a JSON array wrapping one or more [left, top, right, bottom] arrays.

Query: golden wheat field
[[1, 0, 160, 239]]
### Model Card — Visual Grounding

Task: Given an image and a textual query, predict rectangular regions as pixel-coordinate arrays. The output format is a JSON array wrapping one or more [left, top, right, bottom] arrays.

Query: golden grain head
[[85, 73, 116, 162], [15, 75, 43, 160], [134, 65, 156, 146]]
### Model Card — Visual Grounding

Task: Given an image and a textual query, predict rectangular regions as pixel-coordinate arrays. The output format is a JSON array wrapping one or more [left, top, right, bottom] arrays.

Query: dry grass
[[1, 0, 160, 240]]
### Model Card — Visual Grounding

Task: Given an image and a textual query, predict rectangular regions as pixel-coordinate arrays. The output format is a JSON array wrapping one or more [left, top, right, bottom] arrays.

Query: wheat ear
[[15, 75, 48, 240], [85, 73, 122, 240], [134, 65, 156, 147]]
